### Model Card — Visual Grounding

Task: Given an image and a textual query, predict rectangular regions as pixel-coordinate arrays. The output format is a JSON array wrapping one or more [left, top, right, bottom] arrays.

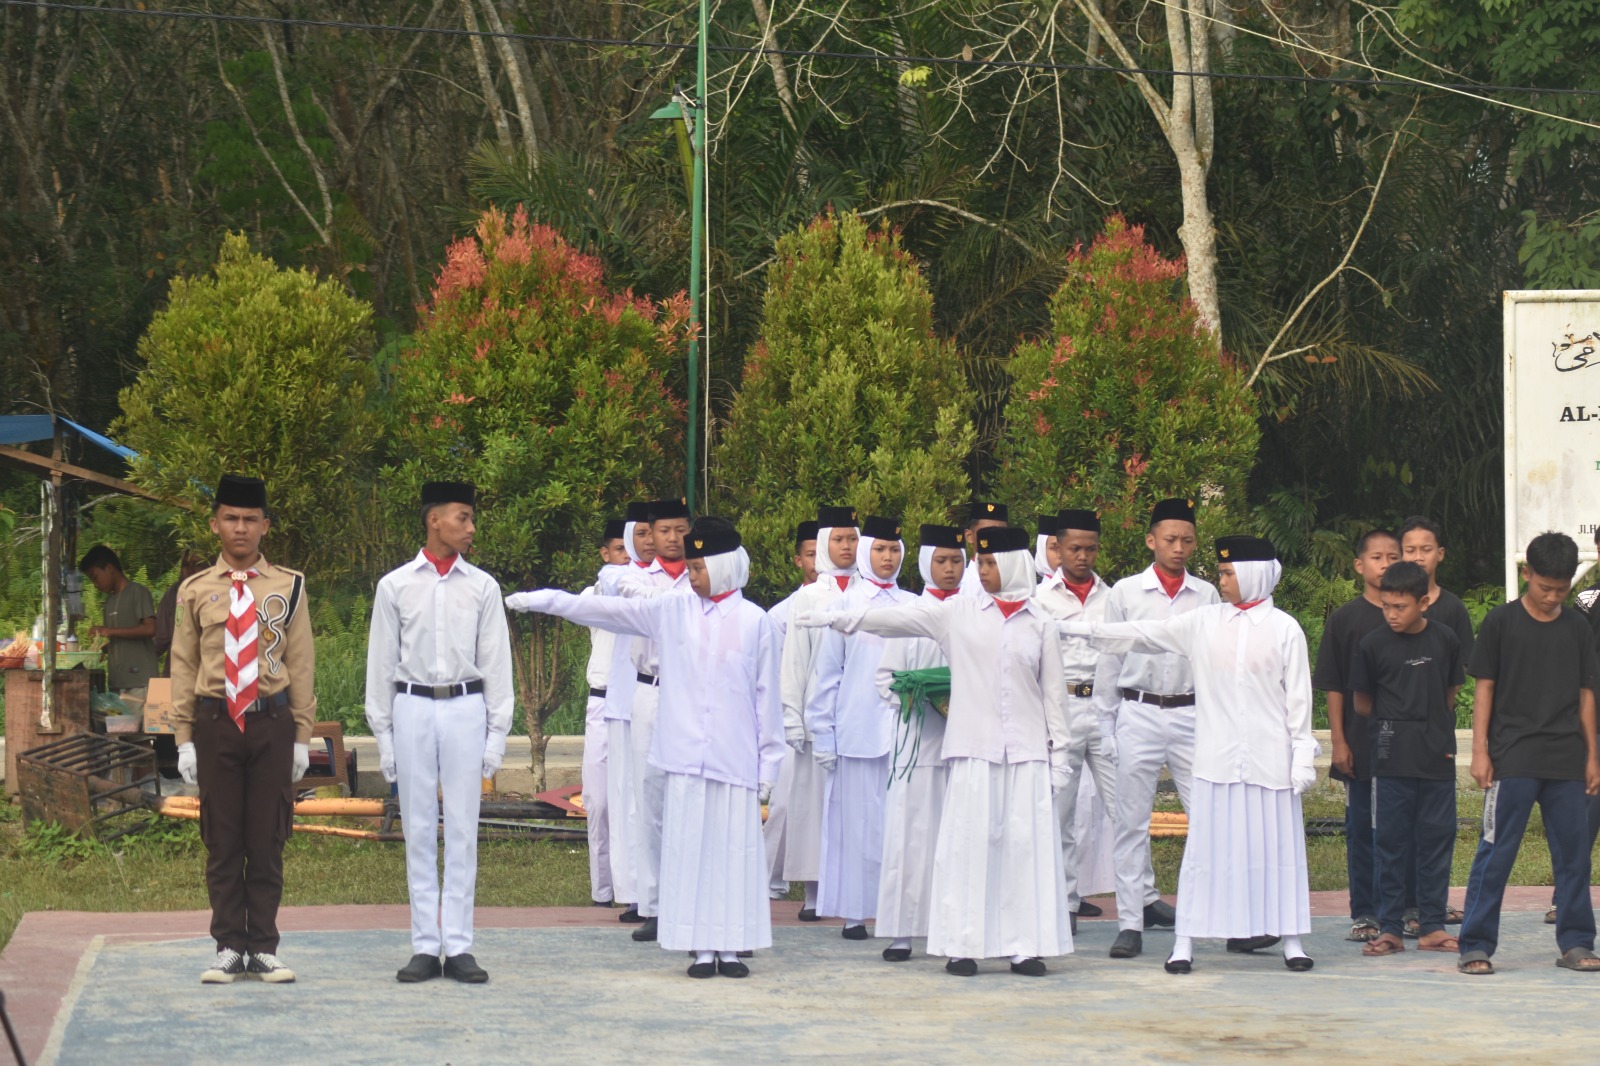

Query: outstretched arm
[[505, 589, 658, 641]]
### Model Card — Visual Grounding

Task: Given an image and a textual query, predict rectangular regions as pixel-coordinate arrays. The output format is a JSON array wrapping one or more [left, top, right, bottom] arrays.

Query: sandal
[[1556, 947, 1600, 972], [1402, 915, 1420, 938], [1445, 906, 1463, 924], [1362, 933, 1405, 957], [1346, 917, 1381, 943], [1545, 907, 1558, 925], [1417, 932, 1459, 953], [1457, 950, 1493, 976]]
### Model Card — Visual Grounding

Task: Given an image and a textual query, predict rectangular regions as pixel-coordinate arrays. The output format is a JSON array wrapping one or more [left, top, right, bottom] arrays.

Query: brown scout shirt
[[169, 555, 317, 745]]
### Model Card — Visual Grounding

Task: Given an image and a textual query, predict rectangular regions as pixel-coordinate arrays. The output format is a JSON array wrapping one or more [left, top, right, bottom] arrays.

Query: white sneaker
[[201, 948, 247, 984], [246, 952, 297, 983]]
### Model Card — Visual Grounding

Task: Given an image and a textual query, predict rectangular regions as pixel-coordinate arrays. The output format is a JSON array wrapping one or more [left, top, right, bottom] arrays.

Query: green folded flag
[[890, 666, 950, 722]]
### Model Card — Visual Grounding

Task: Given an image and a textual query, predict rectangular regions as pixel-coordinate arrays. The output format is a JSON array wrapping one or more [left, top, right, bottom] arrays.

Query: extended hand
[[177, 741, 197, 785], [482, 748, 504, 780], [791, 610, 831, 629], [1057, 620, 1093, 640], [504, 590, 551, 613]]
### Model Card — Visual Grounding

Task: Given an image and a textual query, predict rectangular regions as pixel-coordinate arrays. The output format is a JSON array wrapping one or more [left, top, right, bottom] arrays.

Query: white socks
[[1010, 954, 1028, 965], [695, 951, 715, 965], [1282, 935, 1308, 960], [803, 882, 819, 909], [1169, 935, 1194, 963], [891, 938, 911, 952], [717, 951, 739, 963]]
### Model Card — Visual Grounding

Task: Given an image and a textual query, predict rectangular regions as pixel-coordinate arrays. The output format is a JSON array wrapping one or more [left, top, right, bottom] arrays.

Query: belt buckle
[[430, 683, 454, 700]]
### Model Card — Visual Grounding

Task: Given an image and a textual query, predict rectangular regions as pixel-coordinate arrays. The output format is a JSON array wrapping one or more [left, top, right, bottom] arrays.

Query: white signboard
[[1503, 290, 1600, 595]]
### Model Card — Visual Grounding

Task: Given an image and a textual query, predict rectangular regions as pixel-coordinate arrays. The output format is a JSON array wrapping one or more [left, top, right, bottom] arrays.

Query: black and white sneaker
[[201, 948, 247, 984], [246, 952, 297, 983]]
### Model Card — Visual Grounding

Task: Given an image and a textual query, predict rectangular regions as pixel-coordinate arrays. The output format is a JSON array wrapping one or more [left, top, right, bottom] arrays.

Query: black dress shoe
[[1143, 900, 1176, 927], [737, 950, 753, 958], [945, 957, 977, 977], [1226, 935, 1282, 954], [1076, 901, 1103, 917], [797, 908, 821, 922], [1109, 930, 1143, 959], [1010, 957, 1047, 977], [717, 958, 750, 978], [882, 947, 913, 962], [1164, 957, 1192, 975], [1070, 913, 1078, 935], [396, 954, 441, 983], [618, 907, 645, 924], [592, 900, 615, 908], [1285, 955, 1315, 972], [631, 917, 658, 942], [842, 924, 870, 940], [687, 961, 717, 978], [443, 953, 488, 983]]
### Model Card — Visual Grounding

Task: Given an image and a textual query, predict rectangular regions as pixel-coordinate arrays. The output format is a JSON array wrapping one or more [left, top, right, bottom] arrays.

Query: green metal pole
[[684, 0, 707, 515]]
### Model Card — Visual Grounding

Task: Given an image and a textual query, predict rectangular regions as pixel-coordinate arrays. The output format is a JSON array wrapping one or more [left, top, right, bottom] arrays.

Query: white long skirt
[[926, 758, 1073, 961], [1176, 778, 1312, 939], [605, 717, 637, 905], [876, 761, 947, 939], [657, 773, 773, 953], [765, 739, 825, 883], [818, 754, 888, 922]]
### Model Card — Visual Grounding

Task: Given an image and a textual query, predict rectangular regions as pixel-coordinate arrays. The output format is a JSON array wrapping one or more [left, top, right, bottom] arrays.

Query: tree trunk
[[1175, 150, 1222, 333], [510, 612, 563, 793]]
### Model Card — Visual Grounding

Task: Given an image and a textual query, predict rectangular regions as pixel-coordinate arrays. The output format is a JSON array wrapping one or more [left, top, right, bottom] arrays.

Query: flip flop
[[1346, 917, 1381, 943], [1556, 947, 1600, 972], [1417, 934, 1459, 953], [1457, 950, 1493, 976], [1445, 907, 1464, 924], [1362, 934, 1405, 957]]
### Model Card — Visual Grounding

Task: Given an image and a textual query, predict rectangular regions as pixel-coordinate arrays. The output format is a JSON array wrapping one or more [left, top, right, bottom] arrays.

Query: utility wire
[[8, 0, 1600, 109]]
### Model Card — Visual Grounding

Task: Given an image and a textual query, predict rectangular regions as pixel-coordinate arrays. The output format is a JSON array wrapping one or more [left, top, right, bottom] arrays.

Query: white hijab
[[918, 544, 966, 588], [622, 521, 645, 565], [1233, 558, 1283, 606], [856, 534, 904, 586], [814, 526, 856, 580], [704, 547, 751, 599], [1034, 534, 1054, 578], [988, 548, 1038, 602]]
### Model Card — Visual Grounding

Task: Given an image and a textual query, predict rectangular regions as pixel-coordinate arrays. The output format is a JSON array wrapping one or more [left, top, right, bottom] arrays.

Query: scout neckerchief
[[1155, 568, 1184, 599], [1064, 576, 1094, 604], [224, 566, 261, 731], [422, 548, 458, 576]]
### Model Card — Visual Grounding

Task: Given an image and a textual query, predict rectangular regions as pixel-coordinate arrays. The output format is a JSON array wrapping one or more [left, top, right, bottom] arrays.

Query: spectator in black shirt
[[1398, 515, 1476, 661], [1351, 562, 1463, 957], [1457, 532, 1600, 976]]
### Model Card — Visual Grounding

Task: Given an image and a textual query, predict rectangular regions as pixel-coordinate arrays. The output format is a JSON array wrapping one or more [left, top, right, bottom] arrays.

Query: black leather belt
[[394, 680, 485, 700], [199, 690, 290, 716], [1120, 687, 1195, 709], [589, 686, 607, 698], [1067, 682, 1094, 698], [636, 672, 660, 687]]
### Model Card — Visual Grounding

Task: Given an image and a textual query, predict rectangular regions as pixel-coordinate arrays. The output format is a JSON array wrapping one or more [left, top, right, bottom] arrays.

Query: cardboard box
[[143, 678, 176, 734]]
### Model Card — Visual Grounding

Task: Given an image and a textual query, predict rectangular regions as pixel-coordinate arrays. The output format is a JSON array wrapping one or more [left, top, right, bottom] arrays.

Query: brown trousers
[[194, 699, 295, 953]]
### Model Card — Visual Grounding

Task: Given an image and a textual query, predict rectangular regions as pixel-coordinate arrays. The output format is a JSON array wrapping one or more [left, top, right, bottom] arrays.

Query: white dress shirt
[[615, 558, 690, 677], [768, 586, 803, 643], [809, 581, 916, 758], [1066, 601, 1315, 789], [600, 561, 651, 722], [526, 588, 787, 789], [781, 575, 854, 737], [873, 589, 953, 768], [1034, 570, 1111, 750], [1090, 565, 1219, 723], [365, 551, 515, 755], [823, 595, 1071, 766]]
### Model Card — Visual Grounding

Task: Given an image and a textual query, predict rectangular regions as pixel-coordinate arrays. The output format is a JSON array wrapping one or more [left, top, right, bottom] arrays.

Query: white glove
[[291, 742, 310, 782], [504, 590, 551, 613], [1290, 762, 1316, 795], [177, 741, 197, 785], [757, 781, 774, 805], [785, 725, 807, 753], [1058, 619, 1093, 639], [1050, 763, 1072, 796], [1099, 731, 1118, 766], [377, 733, 398, 784], [482, 748, 504, 779], [815, 750, 838, 772]]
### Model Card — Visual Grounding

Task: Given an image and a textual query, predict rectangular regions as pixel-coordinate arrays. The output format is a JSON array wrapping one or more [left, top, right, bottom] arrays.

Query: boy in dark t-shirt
[[1351, 562, 1463, 957], [1457, 532, 1600, 976], [1312, 528, 1400, 941]]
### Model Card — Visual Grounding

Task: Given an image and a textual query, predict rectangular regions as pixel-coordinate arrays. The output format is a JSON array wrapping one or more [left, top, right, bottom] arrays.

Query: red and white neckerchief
[[993, 597, 1028, 620], [224, 566, 261, 731], [422, 548, 457, 576], [1235, 599, 1266, 612], [863, 577, 895, 591], [832, 575, 851, 592], [1063, 577, 1094, 604], [1155, 568, 1185, 599], [927, 587, 957, 601]]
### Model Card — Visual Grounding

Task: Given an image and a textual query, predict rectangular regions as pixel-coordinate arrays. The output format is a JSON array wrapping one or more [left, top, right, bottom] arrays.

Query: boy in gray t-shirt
[[81, 544, 159, 697]]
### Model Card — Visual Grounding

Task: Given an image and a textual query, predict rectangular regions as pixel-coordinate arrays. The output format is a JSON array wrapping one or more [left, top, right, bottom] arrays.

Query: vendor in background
[[155, 551, 208, 674], [80, 544, 159, 708]]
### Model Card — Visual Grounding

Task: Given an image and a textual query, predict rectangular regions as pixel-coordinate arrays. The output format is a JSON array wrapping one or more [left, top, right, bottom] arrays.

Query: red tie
[[224, 568, 259, 731]]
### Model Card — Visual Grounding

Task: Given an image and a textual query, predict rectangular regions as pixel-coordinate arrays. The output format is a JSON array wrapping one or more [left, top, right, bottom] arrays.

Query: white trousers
[[393, 691, 486, 957], [630, 682, 667, 917], [1055, 707, 1118, 908], [1113, 698, 1196, 931], [582, 697, 612, 903], [605, 717, 638, 905]]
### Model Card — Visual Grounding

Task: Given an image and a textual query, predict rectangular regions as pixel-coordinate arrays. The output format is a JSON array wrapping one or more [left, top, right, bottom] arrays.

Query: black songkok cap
[[422, 480, 475, 508], [1057, 509, 1101, 534], [817, 504, 858, 528], [603, 519, 627, 541], [648, 497, 690, 522], [919, 524, 964, 550], [794, 520, 820, 550], [1149, 497, 1196, 528], [973, 525, 1030, 554], [1215, 535, 1276, 563], [860, 515, 903, 540], [1036, 514, 1059, 538], [969, 500, 1010, 524], [215, 474, 267, 511], [684, 516, 741, 559], [625, 501, 652, 524]]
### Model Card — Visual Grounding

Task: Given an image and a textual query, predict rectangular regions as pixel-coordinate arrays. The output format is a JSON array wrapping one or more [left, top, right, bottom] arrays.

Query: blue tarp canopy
[[0, 415, 138, 459]]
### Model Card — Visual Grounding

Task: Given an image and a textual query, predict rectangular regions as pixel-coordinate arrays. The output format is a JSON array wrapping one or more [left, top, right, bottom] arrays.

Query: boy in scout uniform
[[172, 475, 316, 984]]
